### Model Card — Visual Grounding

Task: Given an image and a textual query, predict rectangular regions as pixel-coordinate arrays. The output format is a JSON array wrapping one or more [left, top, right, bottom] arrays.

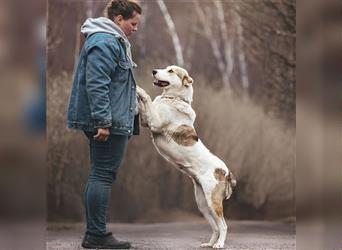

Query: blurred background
[[0, 0, 46, 249], [47, 0, 295, 223]]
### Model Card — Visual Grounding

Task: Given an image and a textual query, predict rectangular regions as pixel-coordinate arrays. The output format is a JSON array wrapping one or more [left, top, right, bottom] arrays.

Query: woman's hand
[[94, 128, 110, 142]]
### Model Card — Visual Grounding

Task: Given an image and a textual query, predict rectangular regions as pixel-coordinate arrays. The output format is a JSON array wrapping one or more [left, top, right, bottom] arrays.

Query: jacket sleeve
[[85, 40, 118, 128]]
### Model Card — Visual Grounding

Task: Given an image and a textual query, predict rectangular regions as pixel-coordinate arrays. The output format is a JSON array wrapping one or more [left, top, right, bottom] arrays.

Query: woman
[[67, 0, 141, 248]]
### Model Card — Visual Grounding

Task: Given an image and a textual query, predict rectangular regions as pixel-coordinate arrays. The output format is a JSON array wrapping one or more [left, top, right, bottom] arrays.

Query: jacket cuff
[[133, 114, 140, 135], [94, 120, 112, 129]]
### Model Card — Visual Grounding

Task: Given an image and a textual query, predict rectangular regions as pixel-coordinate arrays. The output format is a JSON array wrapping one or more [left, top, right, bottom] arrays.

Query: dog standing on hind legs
[[136, 65, 237, 249]]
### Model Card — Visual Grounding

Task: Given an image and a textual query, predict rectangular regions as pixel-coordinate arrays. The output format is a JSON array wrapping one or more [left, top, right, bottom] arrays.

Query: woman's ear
[[114, 15, 124, 25]]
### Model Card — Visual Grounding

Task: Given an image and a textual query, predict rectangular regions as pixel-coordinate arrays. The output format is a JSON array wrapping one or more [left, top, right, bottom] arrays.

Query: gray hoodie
[[81, 17, 136, 67]]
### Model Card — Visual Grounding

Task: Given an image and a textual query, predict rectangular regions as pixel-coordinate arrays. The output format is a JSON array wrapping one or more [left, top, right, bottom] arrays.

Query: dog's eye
[[168, 69, 174, 73]]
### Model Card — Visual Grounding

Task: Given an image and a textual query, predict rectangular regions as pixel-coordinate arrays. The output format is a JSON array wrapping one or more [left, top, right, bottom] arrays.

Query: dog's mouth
[[153, 80, 170, 87]]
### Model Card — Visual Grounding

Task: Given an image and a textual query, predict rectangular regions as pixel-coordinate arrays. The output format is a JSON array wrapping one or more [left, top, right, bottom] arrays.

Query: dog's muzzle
[[153, 80, 170, 87]]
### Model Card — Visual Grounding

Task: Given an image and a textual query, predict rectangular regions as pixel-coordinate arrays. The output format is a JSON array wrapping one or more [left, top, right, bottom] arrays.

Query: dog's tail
[[225, 171, 237, 199]]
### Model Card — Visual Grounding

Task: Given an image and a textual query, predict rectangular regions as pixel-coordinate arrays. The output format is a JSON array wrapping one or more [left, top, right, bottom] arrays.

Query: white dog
[[136, 65, 236, 249]]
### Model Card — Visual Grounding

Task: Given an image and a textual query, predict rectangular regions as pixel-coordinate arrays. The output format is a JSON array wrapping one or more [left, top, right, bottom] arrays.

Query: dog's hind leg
[[193, 181, 219, 248], [211, 211, 227, 249], [200, 181, 228, 249]]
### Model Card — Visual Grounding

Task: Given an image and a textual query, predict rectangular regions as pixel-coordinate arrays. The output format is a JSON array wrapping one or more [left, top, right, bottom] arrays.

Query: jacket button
[[131, 86, 135, 89], [128, 130, 131, 133], [129, 108, 133, 112]]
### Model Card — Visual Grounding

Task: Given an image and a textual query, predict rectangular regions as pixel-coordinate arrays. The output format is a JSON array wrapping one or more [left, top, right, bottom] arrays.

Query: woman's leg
[[84, 132, 128, 236]]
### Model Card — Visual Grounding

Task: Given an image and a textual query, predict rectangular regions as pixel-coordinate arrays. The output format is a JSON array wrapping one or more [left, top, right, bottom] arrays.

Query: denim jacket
[[67, 30, 139, 136]]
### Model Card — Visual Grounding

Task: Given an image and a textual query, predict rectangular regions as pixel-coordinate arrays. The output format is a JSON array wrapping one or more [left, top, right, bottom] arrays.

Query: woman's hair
[[105, 0, 142, 20]]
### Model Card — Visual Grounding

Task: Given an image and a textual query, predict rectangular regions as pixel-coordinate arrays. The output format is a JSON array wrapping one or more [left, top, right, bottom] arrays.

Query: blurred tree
[[73, 2, 84, 72], [194, 1, 234, 88], [233, 2, 249, 91], [238, 0, 296, 122], [157, 0, 184, 67]]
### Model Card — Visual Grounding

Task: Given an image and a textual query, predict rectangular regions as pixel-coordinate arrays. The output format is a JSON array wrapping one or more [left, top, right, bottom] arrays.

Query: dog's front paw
[[200, 242, 213, 248], [136, 85, 145, 94], [137, 94, 147, 103], [136, 86, 150, 102], [212, 243, 225, 249], [138, 94, 150, 103]]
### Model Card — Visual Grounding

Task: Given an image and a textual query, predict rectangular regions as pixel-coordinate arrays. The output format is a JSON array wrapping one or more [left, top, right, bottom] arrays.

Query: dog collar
[[161, 96, 191, 104]]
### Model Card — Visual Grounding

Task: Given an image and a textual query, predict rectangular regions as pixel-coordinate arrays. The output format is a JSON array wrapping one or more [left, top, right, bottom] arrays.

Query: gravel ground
[[47, 220, 295, 250]]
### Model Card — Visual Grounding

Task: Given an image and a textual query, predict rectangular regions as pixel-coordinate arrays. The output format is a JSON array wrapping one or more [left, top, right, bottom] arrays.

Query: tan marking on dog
[[182, 75, 193, 87], [172, 66, 186, 80], [212, 168, 228, 217], [171, 66, 193, 87], [214, 168, 226, 182], [171, 125, 198, 146], [211, 181, 226, 218]]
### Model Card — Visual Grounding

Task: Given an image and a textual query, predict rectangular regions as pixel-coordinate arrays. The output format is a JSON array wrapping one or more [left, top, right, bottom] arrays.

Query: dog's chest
[[153, 98, 196, 122]]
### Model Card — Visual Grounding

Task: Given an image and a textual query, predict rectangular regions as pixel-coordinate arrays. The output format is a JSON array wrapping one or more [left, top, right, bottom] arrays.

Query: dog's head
[[152, 65, 193, 89]]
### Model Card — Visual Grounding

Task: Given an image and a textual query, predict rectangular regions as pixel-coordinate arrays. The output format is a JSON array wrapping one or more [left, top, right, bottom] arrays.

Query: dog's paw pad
[[200, 243, 213, 248], [212, 243, 224, 249]]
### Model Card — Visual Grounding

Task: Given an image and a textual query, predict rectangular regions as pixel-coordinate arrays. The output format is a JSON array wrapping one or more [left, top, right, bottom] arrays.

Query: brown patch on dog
[[171, 125, 198, 146], [211, 168, 227, 217], [172, 66, 193, 87], [214, 168, 226, 181], [182, 75, 193, 87], [211, 181, 226, 218]]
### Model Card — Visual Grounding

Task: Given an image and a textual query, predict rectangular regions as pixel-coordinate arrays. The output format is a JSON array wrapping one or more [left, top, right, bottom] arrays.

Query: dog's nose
[[152, 70, 157, 75]]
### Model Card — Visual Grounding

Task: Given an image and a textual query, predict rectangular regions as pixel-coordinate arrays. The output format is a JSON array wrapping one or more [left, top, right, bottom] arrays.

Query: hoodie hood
[[81, 17, 136, 67]]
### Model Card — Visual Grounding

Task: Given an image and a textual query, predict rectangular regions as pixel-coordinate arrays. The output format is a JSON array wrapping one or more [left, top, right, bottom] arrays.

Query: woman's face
[[115, 11, 141, 37]]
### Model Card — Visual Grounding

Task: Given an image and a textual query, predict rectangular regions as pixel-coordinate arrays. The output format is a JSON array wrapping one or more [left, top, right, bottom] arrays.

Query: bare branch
[[194, 1, 230, 87], [233, 2, 249, 90], [156, 0, 184, 66], [214, 0, 234, 87]]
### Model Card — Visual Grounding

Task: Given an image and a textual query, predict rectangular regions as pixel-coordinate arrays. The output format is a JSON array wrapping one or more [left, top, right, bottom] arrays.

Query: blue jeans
[[84, 132, 128, 236]]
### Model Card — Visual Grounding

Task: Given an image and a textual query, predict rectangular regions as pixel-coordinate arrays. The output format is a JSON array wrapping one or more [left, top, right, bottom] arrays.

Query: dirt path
[[47, 220, 295, 250]]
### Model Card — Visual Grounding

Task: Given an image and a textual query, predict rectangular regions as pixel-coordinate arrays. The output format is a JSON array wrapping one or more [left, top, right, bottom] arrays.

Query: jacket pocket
[[118, 60, 132, 70], [114, 60, 132, 84]]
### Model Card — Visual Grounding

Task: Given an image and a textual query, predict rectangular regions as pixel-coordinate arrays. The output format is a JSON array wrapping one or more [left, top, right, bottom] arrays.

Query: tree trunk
[[214, 0, 234, 88], [234, 2, 249, 90], [157, 0, 184, 67], [194, 1, 231, 88]]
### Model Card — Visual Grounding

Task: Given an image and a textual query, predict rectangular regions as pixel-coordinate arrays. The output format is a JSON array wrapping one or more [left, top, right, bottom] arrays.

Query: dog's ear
[[182, 75, 194, 87]]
